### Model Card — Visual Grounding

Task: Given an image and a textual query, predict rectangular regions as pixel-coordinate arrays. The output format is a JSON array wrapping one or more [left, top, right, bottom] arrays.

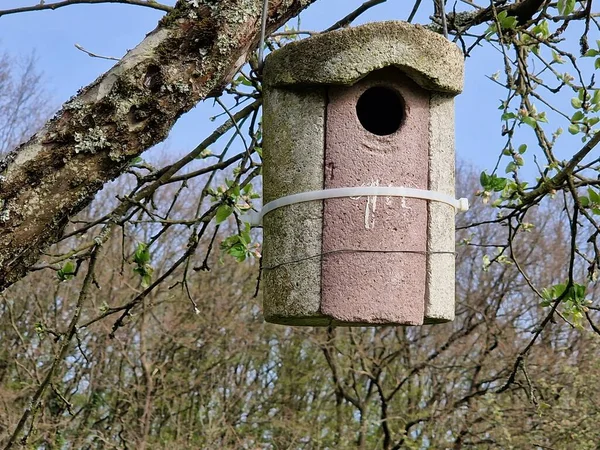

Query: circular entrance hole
[[355, 86, 404, 136]]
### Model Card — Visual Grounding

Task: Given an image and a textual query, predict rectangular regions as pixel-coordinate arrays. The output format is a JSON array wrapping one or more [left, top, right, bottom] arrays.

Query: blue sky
[[0, 0, 578, 181]]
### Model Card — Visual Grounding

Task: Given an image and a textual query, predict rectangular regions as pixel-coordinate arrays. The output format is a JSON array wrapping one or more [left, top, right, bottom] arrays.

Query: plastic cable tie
[[245, 187, 469, 225]]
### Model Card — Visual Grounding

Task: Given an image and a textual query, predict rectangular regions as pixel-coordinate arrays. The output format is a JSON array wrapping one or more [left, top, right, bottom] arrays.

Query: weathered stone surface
[[262, 87, 327, 325], [425, 93, 456, 323], [264, 21, 464, 94], [321, 69, 429, 326]]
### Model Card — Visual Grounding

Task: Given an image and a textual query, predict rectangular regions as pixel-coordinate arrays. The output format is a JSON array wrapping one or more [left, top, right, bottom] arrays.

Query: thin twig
[[325, 0, 387, 32], [74, 43, 120, 61], [215, 97, 249, 152], [407, 0, 423, 22], [0, 0, 171, 17]]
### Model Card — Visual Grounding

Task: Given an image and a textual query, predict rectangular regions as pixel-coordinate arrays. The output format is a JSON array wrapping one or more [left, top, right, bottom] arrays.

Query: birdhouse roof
[[263, 21, 464, 95]]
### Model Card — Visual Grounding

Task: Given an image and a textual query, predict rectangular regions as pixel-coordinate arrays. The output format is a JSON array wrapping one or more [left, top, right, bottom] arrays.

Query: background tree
[[0, 0, 598, 448]]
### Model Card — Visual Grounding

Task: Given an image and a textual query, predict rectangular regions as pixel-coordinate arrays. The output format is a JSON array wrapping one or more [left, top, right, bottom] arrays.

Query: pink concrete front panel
[[321, 68, 430, 325]]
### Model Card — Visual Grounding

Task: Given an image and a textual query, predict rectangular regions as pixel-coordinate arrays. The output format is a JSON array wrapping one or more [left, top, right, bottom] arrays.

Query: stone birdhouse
[[256, 21, 467, 326]]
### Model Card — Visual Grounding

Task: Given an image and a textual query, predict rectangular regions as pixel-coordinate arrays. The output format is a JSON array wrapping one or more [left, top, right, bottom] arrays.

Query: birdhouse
[[257, 21, 467, 326]]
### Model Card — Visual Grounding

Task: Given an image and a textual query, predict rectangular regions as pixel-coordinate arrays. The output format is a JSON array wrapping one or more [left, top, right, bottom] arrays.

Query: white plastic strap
[[246, 187, 469, 225]]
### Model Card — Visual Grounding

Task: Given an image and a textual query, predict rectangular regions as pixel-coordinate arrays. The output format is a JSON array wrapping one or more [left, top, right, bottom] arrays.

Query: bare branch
[[0, 0, 172, 17], [74, 43, 121, 61], [325, 0, 387, 32]]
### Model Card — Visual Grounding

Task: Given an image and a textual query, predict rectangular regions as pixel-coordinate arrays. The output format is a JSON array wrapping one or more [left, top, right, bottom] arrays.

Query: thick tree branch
[[0, 0, 315, 292], [444, 0, 549, 32]]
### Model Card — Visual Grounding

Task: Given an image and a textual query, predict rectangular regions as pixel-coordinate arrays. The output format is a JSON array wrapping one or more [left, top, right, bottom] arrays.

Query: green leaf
[[500, 15, 518, 29], [562, 0, 575, 15], [492, 177, 508, 191], [571, 97, 582, 108], [532, 20, 550, 37], [484, 23, 496, 41], [572, 283, 586, 303], [518, 144, 527, 154], [480, 171, 507, 192], [142, 271, 153, 288], [57, 261, 76, 281], [588, 188, 600, 204], [552, 50, 565, 64], [239, 77, 253, 87], [522, 116, 537, 128], [505, 162, 517, 173], [542, 283, 566, 301], [585, 49, 599, 57], [242, 221, 252, 235], [571, 111, 585, 122], [480, 171, 490, 188], [215, 204, 233, 224], [568, 123, 580, 134], [501, 112, 517, 121], [580, 196, 590, 207], [133, 263, 153, 287], [595, 58, 600, 70], [229, 245, 247, 262], [542, 282, 587, 305], [134, 243, 151, 265]]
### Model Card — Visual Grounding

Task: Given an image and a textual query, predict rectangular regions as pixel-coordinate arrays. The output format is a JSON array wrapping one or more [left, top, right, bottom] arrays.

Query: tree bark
[[0, 0, 315, 292]]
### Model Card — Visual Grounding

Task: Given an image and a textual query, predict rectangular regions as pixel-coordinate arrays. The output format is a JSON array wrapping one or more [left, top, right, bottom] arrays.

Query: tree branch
[[520, 132, 600, 205], [325, 0, 387, 32], [4, 245, 100, 449], [0, 0, 172, 17], [0, 0, 315, 293]]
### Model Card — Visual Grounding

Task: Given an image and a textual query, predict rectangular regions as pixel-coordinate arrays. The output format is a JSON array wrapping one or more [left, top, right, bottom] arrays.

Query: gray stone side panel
[[264, 21, 464, 95], [425, 93, 456, 323], [262, 87, 326, 325]]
